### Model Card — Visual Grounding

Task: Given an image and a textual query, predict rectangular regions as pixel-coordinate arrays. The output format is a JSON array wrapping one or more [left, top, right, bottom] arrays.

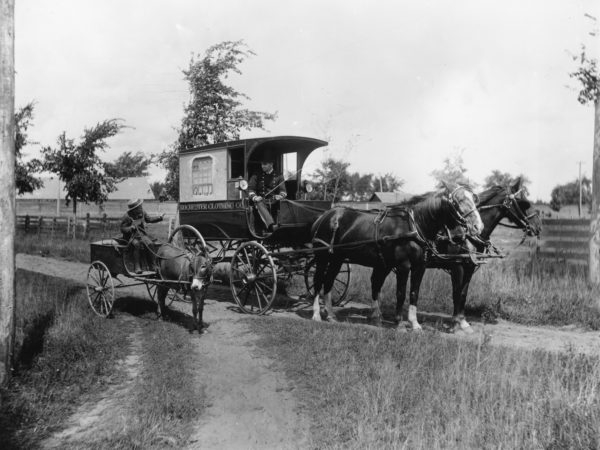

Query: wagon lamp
[[238, 179, 248, 191]]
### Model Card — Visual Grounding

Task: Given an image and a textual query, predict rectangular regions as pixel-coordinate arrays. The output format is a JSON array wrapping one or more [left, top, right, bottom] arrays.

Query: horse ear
[[511, 177, 522, 193], [440, 180, 450, 192]]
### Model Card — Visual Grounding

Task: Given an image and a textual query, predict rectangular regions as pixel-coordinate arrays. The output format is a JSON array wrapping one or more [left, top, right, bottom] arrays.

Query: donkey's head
[[188, 253, 213, 291]]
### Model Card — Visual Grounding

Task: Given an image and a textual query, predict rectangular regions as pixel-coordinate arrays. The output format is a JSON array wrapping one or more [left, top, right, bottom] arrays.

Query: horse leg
[[394, 265, 409, 330], [455, 266, 475, 333], [190, 290, 199, 332], [369, 267, 390, 327], [450, 265, 466, 332], [198, 288, 208, 333], [311, 253, 328, 322], [407, 264, 426, 331], [156, 285, 168, 320], [322, 258, 344, 322]]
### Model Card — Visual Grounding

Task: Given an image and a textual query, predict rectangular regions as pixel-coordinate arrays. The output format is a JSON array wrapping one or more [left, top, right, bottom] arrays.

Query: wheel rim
[[304, 259, 351, 306], [87, 261, 115, 317], [169, 225, 208, 257], [230, 242, 277, 314]]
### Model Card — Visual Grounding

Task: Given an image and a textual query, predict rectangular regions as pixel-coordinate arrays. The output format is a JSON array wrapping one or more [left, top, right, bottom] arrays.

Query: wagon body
[[178, 136, 332, 244]]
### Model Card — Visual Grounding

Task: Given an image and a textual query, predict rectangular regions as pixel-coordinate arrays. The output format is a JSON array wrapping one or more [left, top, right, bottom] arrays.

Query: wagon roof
[[179, 135, 328, 158]]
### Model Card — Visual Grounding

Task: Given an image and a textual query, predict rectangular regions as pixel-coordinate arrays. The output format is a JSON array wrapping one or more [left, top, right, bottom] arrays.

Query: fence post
[[51, 216, 56, 239], [37, 216, 43, 236], [85, 213, 90, 239], [25, 214, 30, 233]]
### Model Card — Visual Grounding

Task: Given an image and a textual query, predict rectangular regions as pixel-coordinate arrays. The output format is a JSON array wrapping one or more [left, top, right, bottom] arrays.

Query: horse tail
[[311, 207, 344, 253]]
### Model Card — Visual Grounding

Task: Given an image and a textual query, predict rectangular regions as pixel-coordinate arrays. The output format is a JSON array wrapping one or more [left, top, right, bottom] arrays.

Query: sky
[[14, 0, 600, 201]]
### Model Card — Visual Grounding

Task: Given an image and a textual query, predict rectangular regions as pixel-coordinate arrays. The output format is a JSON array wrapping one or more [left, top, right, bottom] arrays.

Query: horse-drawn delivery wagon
[[176, 136, 351, 314]]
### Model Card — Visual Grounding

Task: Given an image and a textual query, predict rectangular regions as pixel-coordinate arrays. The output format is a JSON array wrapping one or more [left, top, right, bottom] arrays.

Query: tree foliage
[[306, 158, 403, 202], [104, 151, 153, 179], [569, 45, 599, 105], [15, 102, 43, 195], [550, 177, 592, 212], [483, 170, 531, 197], [158, 40, 277, 200], [430, 152, 476, 188], [41, 120, 125, 214]]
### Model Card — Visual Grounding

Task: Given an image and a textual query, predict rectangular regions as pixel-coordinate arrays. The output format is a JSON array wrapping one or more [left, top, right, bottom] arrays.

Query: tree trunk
[[0, 0, 15, 386], [589, 99, 600, 284]]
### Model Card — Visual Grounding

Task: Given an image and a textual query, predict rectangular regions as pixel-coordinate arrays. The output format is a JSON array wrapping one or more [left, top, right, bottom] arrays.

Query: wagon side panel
[[90, 240, 126, 276]]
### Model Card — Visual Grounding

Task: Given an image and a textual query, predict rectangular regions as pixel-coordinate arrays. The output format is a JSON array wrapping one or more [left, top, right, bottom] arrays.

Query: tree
[[373, 173, 404, 193], [150, 181, 169, 201], [347, 172, 374, 201], [483, 170, 531, 197], [14, 102, 43, 195], [549, 177, 592, 212], [310, 157, 351, 202], [158, 40, 277, 200], [430, 151, 476, 188], [41, 119, 125, 215], [104, 151, 152, 179], [569, 15, 600, 283]]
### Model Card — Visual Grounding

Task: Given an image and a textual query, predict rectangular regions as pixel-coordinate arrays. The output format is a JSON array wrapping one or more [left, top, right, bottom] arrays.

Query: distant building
[[369, 191, 413, 204], [18, 176, 156, 201], [18, 177, 158, 217]]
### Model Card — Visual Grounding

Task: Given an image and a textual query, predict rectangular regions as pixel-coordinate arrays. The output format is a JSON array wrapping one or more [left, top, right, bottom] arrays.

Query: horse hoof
[[327, 315, 339, 323], [396, 323, 408, 333], [312, 314, 322, 322], [462, 325, 474, 334], [410, 325, 423, 332]]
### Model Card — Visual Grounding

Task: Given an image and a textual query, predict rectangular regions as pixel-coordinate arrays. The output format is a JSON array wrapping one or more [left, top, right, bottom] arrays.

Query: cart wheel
[[168, 225, 207, 257], [87, 261, 115, 318], [304, 258, 351, 306], [230, 241, 277, 314]]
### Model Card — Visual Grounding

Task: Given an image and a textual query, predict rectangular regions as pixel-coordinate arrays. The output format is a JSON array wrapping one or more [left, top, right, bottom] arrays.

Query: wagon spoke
[[253, 286, 264, 311]]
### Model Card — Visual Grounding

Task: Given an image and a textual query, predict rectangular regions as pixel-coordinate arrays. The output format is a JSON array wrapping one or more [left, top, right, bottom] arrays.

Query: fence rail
[[16, 214, 174, 240], [534, 218, 589, 265]]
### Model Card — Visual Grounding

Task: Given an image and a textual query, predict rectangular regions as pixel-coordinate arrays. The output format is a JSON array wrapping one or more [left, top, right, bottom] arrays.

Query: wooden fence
[[16, 214, 175, 241], [535, 218, 589, 265]]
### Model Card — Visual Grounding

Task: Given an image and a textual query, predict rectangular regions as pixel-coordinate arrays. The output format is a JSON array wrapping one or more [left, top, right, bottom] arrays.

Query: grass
[[15, 230, 91, 263], [248, 316, 600, 449], [1, 271, 206, 449], [0, 270, 129, 449], [345, 259, 600, 330]]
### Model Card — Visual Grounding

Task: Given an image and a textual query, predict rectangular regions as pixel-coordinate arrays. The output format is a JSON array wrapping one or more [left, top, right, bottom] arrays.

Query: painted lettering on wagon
[[180, 201, 243, 211]]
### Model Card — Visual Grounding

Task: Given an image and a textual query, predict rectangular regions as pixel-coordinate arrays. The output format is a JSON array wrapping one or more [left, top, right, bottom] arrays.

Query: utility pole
[[0, 0, 15, 385], [591, 99, 600, 283], [578, 161, 584, 217]]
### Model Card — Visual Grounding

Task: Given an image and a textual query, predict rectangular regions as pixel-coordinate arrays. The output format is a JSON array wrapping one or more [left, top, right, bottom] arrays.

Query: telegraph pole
[[0, 0, 15, 385], [578, 161, 584, 217]]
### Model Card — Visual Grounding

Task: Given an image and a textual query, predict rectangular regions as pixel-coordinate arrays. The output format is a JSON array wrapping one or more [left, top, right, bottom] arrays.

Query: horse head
[[501, 178, 542, 237], [441, 181, 484, 236], [188, 252, 213, 292]]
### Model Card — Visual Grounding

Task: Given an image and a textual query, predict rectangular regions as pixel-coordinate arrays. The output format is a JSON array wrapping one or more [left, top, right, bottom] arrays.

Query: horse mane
[[394, 191, 438, 207], [477, 185, 505, 205]]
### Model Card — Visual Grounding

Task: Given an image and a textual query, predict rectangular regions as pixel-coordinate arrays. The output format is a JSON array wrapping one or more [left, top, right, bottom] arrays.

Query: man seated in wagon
[[120, 198, 164, 274], [247, 151, 287, 235]]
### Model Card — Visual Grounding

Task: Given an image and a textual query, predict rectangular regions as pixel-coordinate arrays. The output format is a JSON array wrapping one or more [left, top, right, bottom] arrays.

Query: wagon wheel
[[168, 225, 208, 257], [304, 258, 351, 306], [87, 261, 115, 318], [230, 241, 277, 314]]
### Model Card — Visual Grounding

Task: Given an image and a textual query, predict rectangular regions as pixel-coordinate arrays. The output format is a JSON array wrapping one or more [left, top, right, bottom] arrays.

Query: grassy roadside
[[0, 270, 129, 449], [249, 316, 600, 449], [1, 271, 206, 449]]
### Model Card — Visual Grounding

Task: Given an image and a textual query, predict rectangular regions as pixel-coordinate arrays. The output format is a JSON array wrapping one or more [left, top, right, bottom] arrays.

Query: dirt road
[[17, 253, 600, 449]]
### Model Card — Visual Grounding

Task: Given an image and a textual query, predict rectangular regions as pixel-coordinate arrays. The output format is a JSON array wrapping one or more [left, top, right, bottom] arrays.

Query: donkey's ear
[[511, 177, 522, 193]]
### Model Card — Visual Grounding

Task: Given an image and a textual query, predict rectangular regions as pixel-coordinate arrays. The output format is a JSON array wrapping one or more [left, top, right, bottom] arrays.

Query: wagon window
[[283, 153, 297, 179], [191, 156, 213, 196]]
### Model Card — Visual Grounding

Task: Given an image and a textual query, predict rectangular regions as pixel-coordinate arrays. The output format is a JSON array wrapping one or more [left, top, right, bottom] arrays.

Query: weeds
[[249, 317, 600, 449]]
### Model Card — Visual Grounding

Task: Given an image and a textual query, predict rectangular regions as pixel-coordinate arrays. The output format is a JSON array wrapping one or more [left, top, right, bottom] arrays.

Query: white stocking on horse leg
[[312, 294, 322, 321], [371, 298, 383, 326], [408, 305, 422, 331], [453, 316, 474, 334]]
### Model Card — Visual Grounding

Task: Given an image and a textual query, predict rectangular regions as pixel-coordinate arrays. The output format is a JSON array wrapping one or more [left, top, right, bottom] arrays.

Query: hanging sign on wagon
[[180, 201, 244, 211]]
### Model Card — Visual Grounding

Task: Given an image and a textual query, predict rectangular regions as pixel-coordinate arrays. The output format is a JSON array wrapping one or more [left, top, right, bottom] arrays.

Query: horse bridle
[[445, 186, 480, 231], [478, 188, 540, 237]]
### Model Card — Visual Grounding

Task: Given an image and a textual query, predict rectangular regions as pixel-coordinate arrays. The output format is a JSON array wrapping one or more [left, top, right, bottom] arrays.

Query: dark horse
[[310, 182, 484, 329], [427, 178, 541, 333], [155, 243, 213, 333]]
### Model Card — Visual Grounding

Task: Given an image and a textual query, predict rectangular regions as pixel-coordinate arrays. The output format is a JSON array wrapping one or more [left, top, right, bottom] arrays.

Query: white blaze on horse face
[[461, 191, 484, 234]]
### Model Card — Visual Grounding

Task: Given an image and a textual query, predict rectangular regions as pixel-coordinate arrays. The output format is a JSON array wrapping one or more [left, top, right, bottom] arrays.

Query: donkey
[[310, 182, 483, 330], [155, 243, 213, 333]]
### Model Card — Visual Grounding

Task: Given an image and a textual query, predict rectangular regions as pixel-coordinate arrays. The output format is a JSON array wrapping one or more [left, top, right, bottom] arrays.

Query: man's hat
[[127, 198, 143, 212], [262, 149, 276, 163]]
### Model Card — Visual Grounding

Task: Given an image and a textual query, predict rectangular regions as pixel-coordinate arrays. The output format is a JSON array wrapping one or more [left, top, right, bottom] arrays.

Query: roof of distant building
[[18, 176, 156, 200], [369, 191, 413, 203]]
